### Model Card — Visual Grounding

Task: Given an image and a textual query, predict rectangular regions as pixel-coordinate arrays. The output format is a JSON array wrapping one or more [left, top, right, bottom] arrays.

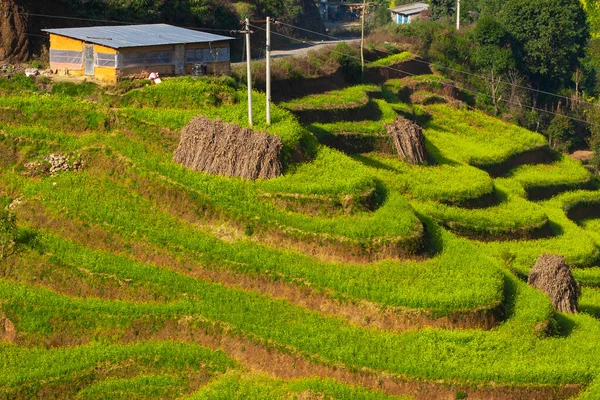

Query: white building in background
[[390, 2, 429, 24]]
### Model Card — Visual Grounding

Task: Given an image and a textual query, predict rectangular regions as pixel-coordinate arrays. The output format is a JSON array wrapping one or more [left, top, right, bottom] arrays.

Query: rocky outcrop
[[0, 0, 29, 62]]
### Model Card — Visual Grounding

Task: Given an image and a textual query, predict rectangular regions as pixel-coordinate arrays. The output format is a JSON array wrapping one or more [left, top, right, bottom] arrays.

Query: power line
[[273, 20, 596, 108], [249, 23, 600, 128], [5, 11, 236, 33]]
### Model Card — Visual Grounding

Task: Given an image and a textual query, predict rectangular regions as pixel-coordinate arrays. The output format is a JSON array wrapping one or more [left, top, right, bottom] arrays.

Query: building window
[[49, 50, 83, 70], [96, 53, 116, 68], [185, 47, 230, 63], [117, 51, 174, 68]]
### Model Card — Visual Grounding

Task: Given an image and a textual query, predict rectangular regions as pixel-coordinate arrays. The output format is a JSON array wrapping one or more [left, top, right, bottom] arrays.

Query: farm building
[[390, 2, 429, 24], [42, 24, 234, 83]]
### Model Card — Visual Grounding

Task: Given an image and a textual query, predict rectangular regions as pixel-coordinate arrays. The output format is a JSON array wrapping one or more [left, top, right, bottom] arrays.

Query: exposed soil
[[0, 0, 29, 62], [473, 147, 555, 178], [363, 59, 433, 85], [524, 180, 598, 201], [566, 200, 600, 222], [310, 128, 395, 155], [570, 150, 594, 162], [291, 99, 383, 125], [441, 218, 554, 243], [447, 189, 500, 209], [258, 188, 380, 217], [113, 319, 585, 399], [13, 200, 500, 332]]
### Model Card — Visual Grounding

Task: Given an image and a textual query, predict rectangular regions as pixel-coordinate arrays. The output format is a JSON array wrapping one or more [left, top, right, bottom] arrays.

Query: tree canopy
[[500, 0, 589, 88]]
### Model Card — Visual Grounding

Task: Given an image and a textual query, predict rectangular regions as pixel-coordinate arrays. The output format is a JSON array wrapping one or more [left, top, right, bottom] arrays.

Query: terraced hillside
[[0, 72, 600, 399]]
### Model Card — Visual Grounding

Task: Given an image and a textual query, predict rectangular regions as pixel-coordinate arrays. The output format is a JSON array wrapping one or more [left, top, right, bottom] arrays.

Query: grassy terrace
[[423, 104, 547, 169], [1, 75, 600, 398], [366, 52, 415, 68], [279, 85, 380, 111]]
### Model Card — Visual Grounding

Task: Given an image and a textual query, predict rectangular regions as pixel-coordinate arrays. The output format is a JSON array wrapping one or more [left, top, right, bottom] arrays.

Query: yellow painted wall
[[50, 34, 84, 51], [94, 67, 117, 83], [95, 44, 117, 54]]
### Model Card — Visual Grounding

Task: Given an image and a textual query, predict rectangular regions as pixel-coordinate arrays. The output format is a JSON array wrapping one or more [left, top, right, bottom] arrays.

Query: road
[[232, 38, 360, 66]]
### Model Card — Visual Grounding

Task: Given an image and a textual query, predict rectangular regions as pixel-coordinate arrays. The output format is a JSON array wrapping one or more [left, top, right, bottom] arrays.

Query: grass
[[367, 52, 414, 68], [0, 341, 236, 397], [413, 188, 549, 239], [3, 75, 600, 397], [423, 104, 547, 167], [356, 153, 495, 205], [309, 99, 399, 135], [189, 373, 411, 399], [279, 85, 380, 111], [508, 154, 594, 198]]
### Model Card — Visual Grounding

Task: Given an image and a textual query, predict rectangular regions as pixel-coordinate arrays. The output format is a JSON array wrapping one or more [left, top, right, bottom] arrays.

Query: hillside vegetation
[[0, 69, 600, 399]]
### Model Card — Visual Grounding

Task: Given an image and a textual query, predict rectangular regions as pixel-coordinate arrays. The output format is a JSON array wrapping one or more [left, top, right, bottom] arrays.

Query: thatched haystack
[[385, 117, 428, 165], [528, 254, 580, 313], [174, 116, 283, 180], [0, 312, 15, 342]]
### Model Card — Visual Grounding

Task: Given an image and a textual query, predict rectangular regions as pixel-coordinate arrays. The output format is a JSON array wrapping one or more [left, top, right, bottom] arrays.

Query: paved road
[[271, 38, 360, 58], [232, 38, 360, 66]]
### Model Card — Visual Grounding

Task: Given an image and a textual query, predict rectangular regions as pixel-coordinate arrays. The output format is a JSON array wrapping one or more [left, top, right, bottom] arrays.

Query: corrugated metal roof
[[42, 24, 235, 49], [389, 2, 429, 15]]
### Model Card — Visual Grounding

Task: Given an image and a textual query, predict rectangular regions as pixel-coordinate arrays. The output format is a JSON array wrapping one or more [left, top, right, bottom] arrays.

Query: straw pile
[[174, 116, 283, 180], [528, 254, 580, 314], [385, 117, 428, 165], [0, 312, 15, 342]]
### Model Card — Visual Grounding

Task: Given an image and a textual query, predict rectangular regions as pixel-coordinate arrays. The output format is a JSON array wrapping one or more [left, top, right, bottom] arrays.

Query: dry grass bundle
[[528, 254, 580, 314], [0, 312, 15, 342], [174, 116, 283, 180], [385, 117, 428, 165]]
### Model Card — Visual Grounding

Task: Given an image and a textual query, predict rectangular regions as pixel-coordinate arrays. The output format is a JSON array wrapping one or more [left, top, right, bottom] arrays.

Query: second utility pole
[[245, 18, 253, 126], [456, 0, 461, 30], [266, 17, 272, 125], [361, 0, 366, 74]]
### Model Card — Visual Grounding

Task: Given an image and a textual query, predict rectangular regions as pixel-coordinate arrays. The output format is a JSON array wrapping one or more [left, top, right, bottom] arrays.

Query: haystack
[[528, 254, 580, 313], [0, 312, 15, 342], [385, 117, 428, 165], [174, 117, 283, 180]]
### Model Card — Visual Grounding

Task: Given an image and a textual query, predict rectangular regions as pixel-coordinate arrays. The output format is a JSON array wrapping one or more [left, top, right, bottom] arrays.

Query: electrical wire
[[273, 20, 597, 107], [250, 23, 600, 127], [4, 11, 236, 33]]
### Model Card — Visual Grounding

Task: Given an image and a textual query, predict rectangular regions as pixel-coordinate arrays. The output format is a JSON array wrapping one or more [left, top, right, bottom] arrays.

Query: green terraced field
[[0, 74, 599, 400]]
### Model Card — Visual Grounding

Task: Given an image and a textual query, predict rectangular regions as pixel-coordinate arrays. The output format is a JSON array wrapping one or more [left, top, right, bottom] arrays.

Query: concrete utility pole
[[456, 0, 461, 30], [361, 0, 366, 74], [266, 16, 272, 125], [245, 18, 253, 127]]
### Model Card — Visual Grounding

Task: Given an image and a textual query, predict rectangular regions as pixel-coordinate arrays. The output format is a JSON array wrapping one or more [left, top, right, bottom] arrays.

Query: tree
[[581, 0, 600, 39], [471, 16, 515, 114], [547, 112, 575, 152], [587, 104, 600, 171], [430, 0, 454, 20], [0, 210, 16, 260], [500, 0, 589, 90]]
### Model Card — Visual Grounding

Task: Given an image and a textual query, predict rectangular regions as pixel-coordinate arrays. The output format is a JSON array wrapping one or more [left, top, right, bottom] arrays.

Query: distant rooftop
[[42, 24, 235, 49], [389, 2, 429, 15]]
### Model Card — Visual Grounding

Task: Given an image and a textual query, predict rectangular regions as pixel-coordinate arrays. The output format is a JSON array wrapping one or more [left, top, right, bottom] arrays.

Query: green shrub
[[333, 42, 362, 83]]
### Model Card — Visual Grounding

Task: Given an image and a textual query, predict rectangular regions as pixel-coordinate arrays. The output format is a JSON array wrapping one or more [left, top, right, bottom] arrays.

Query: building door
[[84, 45, 95, 76], [174, 45, 185, 75]]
